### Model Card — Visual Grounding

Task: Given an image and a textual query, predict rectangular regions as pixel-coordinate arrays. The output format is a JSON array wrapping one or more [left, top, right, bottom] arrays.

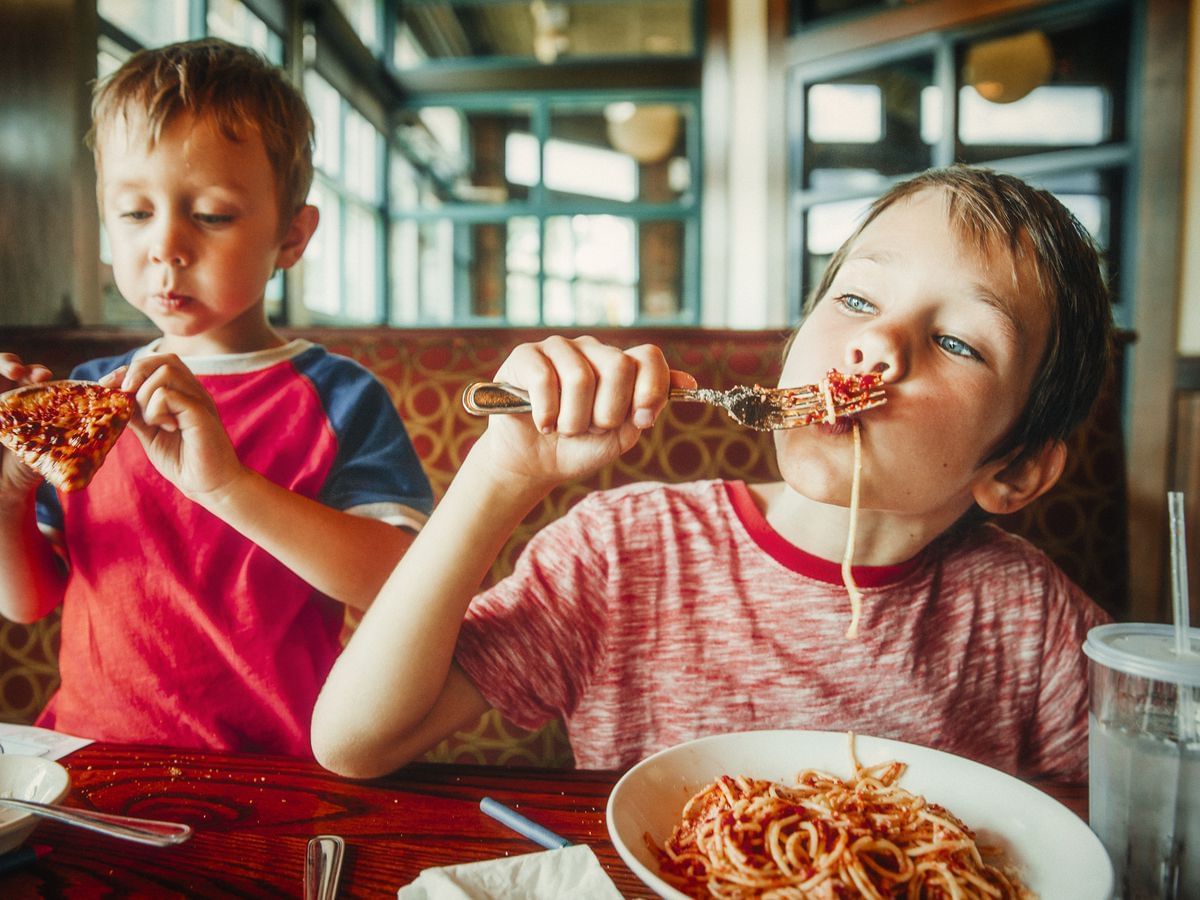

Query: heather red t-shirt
[[455, 480, 1109, 778]]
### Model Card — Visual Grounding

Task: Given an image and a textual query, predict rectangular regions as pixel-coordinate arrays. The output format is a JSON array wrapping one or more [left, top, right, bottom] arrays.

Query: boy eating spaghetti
[[0, 39, 432, 755], [312, 166, 1112, 781]]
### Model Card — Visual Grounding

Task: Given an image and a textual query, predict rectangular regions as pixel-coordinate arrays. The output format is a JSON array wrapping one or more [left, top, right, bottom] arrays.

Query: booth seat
[[0, 326, 1130, 766]]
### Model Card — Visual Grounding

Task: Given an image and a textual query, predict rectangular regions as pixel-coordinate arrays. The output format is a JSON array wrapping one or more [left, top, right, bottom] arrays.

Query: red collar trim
[[724, 481, 923, 587]]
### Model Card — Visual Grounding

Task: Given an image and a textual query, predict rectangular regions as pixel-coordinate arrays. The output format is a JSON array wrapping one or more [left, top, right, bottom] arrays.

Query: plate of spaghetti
[[605, 729, 1112, 899]]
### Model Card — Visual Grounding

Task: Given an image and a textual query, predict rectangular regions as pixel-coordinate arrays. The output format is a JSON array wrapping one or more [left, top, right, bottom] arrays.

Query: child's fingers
[[99, 366, 127, 389], [574, 339, 644, 432], [538, 337, 602, 435], [0, 354, 53, 388], [621, 344, 681, 429], [495, 341, 563, 435], [127, 357, 210, 433]]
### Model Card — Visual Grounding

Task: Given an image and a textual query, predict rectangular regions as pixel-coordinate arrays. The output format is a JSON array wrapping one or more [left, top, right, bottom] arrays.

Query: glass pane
[[99, 0, 188, 46], [390, 218, 548, 323], [545, 215, 679, 325], [959, 86, 1108, 146], [305, 73, 342, 178], [345, 108, 382, 203], [1026, 168, 1122, 301], [344, 203, 380, 321], [97, 37, 126, 81], [265, 270, 284, 321], [334, 0, 380, 52], [802, 54, 936, 186], [207, 0, 283, 62], [956, 9, 1128, 162], [393, 107, 533, 209], [390, 219, 455, 324], [390, 150, 421, 212], [394, 0, 696, 68], [302, 181, 341, 317], [548, 103, 691, 203], [638, 220, 685, 318], [803, 196, 872, 302]]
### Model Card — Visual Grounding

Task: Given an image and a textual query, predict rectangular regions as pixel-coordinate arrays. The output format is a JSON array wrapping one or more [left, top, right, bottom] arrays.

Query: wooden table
[[3, 742, 1088, 897]]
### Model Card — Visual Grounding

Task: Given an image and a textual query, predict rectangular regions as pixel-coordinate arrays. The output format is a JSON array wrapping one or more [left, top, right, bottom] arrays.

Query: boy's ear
[[972, 439, 1067, 516], [275, 204, 320, 270]]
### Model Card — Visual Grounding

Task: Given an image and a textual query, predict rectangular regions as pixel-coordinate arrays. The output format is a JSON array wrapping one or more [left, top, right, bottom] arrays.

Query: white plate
[[0, 755, 71, 855], [606, 729, 1113, 900]]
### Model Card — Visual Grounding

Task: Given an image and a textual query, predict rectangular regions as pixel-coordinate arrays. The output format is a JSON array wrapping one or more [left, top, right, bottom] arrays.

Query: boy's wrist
[[465, 430, 564, 502], [185, 464, 258, 516]]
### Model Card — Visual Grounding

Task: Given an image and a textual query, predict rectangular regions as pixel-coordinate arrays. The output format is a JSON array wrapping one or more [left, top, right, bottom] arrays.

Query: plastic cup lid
[[1084, 622, 1200, 687]]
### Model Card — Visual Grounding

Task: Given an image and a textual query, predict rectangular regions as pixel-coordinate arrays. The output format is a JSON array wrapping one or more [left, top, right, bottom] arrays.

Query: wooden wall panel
[[0, 0, 98, 327]]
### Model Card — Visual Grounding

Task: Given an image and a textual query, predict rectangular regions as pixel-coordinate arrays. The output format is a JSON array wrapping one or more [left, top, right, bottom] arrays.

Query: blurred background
[[0, 0, 1195, 617]]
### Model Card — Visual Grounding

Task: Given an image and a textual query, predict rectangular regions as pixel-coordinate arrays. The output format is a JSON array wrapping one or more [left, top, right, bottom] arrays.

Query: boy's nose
[[846, 332, 904, 383], [150, 219, 191, 267]]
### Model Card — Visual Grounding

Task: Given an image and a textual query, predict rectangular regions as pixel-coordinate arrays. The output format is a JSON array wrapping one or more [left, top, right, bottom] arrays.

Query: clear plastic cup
[[1084, 622, 1200, 899]]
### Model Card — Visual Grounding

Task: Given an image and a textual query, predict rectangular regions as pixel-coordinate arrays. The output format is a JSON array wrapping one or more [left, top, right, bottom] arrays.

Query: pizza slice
[[0, 380, 134, 491]]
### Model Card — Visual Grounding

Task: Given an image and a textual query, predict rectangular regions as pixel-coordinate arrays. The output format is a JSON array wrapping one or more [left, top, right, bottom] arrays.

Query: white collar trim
[[133, 339, 314, 376]]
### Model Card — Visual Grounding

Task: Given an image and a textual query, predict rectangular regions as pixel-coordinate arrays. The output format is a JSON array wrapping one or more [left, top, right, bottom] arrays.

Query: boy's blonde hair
[[804, 165, 1114, 466], [88, 38, 314, 227]]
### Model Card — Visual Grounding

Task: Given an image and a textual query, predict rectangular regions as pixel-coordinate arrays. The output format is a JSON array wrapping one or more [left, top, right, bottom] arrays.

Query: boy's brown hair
[[88, 37, 314, 228], [804, 164, 1114, 466]]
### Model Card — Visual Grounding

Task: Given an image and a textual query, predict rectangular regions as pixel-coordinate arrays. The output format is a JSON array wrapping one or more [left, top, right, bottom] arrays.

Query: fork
[[461, 380, 885, 431]]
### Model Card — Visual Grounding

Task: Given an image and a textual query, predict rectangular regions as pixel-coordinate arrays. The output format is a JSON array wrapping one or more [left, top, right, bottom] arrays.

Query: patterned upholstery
[[0, 326, 1130, 766]]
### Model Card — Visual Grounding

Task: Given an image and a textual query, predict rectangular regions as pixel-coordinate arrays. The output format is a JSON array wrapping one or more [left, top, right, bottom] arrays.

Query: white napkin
[[396, 844, 623, 900]]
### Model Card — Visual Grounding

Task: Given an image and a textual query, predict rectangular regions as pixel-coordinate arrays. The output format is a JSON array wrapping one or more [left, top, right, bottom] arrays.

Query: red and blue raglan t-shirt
[[34, 340, 432, 756]]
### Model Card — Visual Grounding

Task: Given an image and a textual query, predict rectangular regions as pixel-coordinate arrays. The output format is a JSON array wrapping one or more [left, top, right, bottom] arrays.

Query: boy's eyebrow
[[969, 283, 1026, 344]]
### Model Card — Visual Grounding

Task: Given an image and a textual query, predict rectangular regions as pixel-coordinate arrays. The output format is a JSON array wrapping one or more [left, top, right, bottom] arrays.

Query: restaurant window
[[98, 0, 190, 47], [304, 72, 386, 323], [386, 0, 702, 326], [787, 1, 1132, 326], [206, 0, 284, 62], [389, 96, 698, 326]]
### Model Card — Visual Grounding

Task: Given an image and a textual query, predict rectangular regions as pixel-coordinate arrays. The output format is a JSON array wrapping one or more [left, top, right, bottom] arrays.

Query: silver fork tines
[[462, 381, 885, 432], [669, 385, 884, 431]]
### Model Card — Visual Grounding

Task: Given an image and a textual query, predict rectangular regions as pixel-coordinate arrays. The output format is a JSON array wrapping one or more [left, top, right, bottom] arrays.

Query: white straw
[[1168, 492, 1197, 746], [1168, 491, 1192, 657]]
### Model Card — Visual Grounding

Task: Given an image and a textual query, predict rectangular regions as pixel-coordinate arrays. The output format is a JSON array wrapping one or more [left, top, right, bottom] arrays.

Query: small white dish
[[607, 729, 1114, 900], [0, 755, 71, 854]]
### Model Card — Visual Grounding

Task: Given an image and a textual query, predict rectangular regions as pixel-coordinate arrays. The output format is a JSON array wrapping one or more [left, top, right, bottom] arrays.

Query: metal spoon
[[305, 834, 345, 900], [0, 796, 192, 846]]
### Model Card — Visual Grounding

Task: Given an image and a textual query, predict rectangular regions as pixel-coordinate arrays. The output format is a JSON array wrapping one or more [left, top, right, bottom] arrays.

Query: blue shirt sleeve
[[291, 345, 434, 517]]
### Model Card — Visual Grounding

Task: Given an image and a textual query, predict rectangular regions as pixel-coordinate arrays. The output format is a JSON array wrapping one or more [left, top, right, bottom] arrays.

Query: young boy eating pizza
[[311, 165, 1113, 782], [0, 39, 432, 755]]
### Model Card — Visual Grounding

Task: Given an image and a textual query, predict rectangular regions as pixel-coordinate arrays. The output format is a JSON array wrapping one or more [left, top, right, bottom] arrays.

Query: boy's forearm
[[312, 440, 550, 776], [0, 491, 65, 623], [191, 470, 417, 610]]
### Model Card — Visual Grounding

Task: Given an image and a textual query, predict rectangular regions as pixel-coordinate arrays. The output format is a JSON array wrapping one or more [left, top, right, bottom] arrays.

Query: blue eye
[[835, 293, 877, 315], [936, 334, 983, 361], [119, 210, 151, 221]]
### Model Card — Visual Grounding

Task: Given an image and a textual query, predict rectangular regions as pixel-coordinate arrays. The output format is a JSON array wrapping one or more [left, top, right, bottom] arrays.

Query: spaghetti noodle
[[841, 420, 864, 639], [649, 735, 1032, 899]]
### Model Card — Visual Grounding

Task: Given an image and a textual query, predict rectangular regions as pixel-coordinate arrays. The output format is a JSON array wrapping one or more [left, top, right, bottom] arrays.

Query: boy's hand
[[479, 336, 695, 487], [0, 353, 54, 495], [105, 353, 245, 501]]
